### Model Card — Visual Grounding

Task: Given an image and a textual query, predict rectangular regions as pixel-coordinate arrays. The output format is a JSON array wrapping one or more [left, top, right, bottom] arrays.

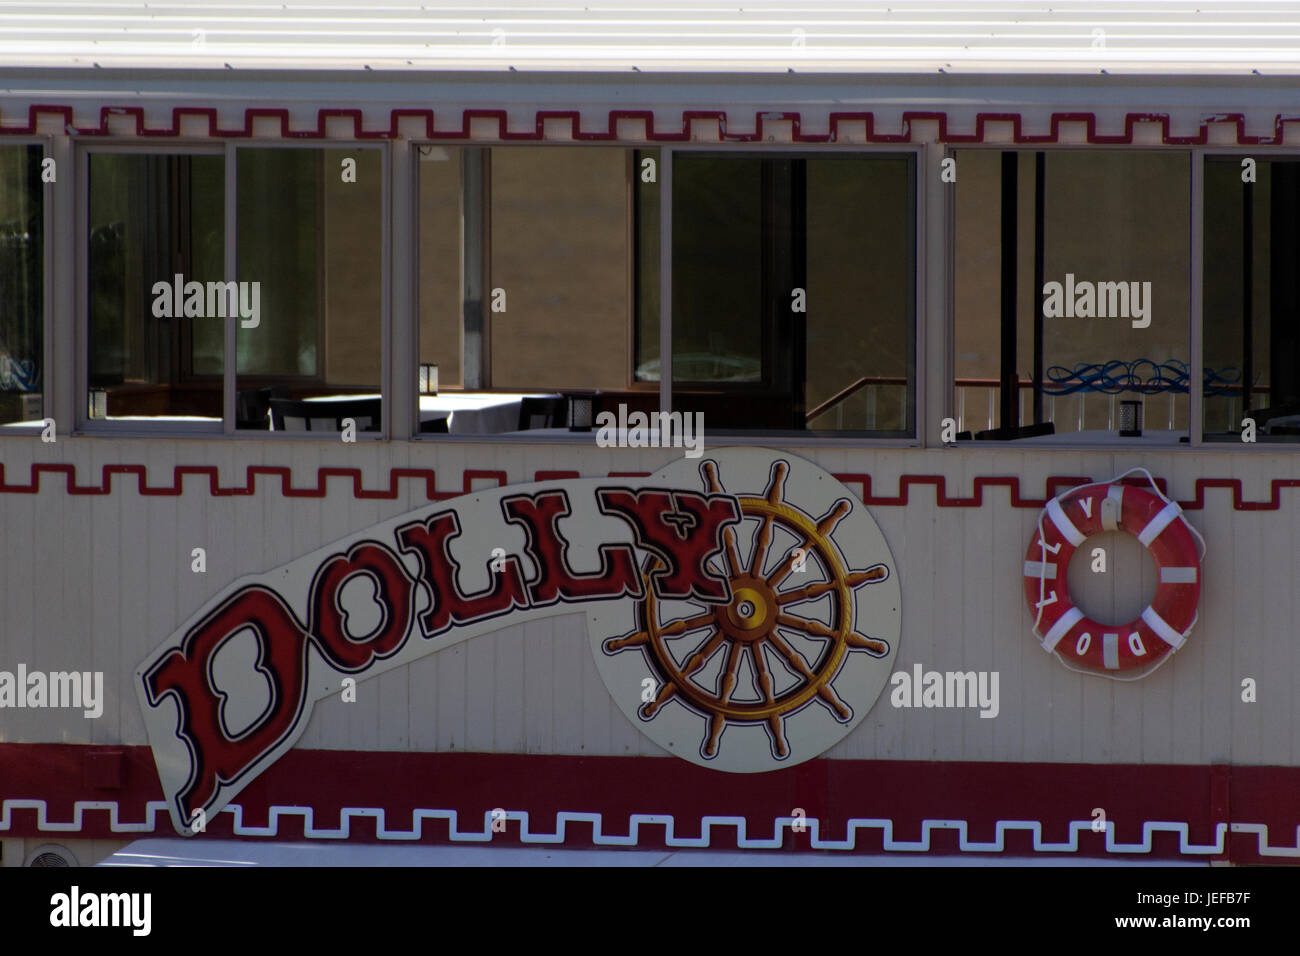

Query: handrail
[[953, 375, 1263, 394], [805, 373, 1265, 426], [805, 375, 906, 422]]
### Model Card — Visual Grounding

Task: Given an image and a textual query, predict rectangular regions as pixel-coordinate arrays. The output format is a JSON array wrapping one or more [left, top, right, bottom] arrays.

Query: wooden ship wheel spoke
[[602, 459, 892, 761]]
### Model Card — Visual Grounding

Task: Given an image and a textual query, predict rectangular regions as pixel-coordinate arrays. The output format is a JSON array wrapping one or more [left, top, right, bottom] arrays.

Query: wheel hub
[[719, 577, 776, 642]]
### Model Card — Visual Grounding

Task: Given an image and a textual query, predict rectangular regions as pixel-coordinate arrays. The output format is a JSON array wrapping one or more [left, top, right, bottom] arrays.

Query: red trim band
[[2, 105, 1299, 145], [0, 461, 1297, 511], [2, 744, 1297, 863]]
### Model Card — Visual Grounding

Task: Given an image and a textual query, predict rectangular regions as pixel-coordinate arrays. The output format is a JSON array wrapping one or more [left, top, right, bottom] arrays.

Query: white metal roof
[[0, 1, 1298, 75]]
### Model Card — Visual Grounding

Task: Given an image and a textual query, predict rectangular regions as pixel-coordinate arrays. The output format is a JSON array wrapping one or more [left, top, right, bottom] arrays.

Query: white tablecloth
[[304, 392, 557, 435], [1007, 428, 1189, 445], [420, 393, 557, 434]]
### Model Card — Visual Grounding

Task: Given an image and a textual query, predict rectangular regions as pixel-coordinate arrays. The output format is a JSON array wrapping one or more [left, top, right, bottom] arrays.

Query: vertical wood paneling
[[1252, 455, 1291, 765], [91, 440, 124, 745], [115, 454, 152, 749], [73, 443, 101, 744], [148, 443, 182, 744], [493, 622, 526, 753], [551, 616, 585, 753], [464, 633, 496, 751], [964, 449, 998, 760], [2, 443, 34, 743], [580, 614, 615, 757], [406, 652, 441, 752], [1228, 452, 1263, 765], [1199, 460, 1236, 763], [2, 438, 1299, 775], [435, 642, 468, 752], [1167, 453, 1204, 765], [521, 619, 554, 754], [901, 450, 937, 759]]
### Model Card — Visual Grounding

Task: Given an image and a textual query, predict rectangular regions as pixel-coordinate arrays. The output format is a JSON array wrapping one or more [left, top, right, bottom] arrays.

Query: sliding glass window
[[86, 150, 224, 424], [0, 144, 45, 428], [1203, 156, 1300, 442], [82, 144, 385, 433], [417, 145, 653, 436], [660, 152, 916, 436], [415, 145, 915, 439], [953, 150, 1190, 443], [235, 147, 384, 433]]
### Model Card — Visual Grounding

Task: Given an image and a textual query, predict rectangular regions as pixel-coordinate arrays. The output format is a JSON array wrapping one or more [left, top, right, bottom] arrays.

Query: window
[[0, 143, 44, 427], [417, 145, 653, 436], [416, 145, 915, 439], [953, 150, 1191, 442], [235, 147, 384, 432], [81, 144, 386, 433], [86, 151, 224, 423], [1203, 156, 1300, 442], [659, 153, 916, 435]]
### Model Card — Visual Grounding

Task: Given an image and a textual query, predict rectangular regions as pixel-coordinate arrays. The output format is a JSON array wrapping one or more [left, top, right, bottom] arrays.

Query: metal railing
[[954, 378, 1268, 434], [806, 375, 907, 430], [805, 375, 1267, 434]]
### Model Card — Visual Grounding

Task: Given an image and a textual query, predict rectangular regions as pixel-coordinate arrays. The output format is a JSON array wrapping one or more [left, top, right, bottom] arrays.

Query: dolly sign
[[137, 449, 902, 835]]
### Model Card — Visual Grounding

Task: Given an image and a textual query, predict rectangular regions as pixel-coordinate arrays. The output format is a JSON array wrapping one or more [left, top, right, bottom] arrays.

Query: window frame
[[663, 143, 921, 440], [38, 131, 1300, 450], [408, 139, 925, 447], [226, 140, 391, 440], [1194, 146, 1300, 451], [76, 141, 226, 435], [944, 143, 1201, 450], [409, 141, 661, 441], [74, 138, 391, 438], [0, 136, 52, 435]]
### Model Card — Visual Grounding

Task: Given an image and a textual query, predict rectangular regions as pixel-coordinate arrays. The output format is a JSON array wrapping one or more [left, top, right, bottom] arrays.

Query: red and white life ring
[[1023, 476, 1203, 675]]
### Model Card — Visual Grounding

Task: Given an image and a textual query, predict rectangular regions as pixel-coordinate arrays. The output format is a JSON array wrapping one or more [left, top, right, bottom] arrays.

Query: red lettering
[[395, 511, 530, 638], [502, 491, 642, 605], [596, 488, 740, 602], [308, 541, 416, 671], [143, 586, 311, 825]]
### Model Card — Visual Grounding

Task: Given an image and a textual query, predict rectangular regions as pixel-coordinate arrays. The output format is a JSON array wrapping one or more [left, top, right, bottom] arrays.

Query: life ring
[[1023, 475, 1203, 675]]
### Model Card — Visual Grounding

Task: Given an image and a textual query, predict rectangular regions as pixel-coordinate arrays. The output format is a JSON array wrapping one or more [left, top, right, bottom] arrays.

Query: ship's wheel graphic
[[603, 459, 891, 761]]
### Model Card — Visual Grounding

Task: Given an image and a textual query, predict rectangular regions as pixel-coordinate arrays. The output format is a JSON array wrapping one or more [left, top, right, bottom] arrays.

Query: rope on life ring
[[1024, 467, 1206, 681]]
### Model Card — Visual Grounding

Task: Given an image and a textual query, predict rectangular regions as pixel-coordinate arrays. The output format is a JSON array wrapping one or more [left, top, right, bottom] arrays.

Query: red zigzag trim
[[2, 105, 1299, 145], [1, 461, 1298, 510]]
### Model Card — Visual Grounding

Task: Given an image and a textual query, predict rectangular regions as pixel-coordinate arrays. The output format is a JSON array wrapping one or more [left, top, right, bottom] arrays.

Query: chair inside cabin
[[517, 396, 567, 431], [236, 386, 290, 430], [269, 396, 382, 433]]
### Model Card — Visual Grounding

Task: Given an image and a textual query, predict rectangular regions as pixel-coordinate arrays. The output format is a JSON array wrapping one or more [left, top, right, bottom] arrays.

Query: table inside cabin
[[304, 392, 557, 435], [1005, 428, 1189, 445], [0, 393, 556, 432]]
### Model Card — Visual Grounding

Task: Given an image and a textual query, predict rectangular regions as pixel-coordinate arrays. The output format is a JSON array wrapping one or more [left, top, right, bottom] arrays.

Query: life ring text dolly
[[1023, 468, 1206, 679]]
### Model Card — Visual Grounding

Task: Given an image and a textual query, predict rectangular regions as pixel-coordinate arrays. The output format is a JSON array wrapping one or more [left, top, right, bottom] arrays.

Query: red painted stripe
[[1, 105, 1299, 145], [0, 462, 509, 499], [0, 461, 1298, 511], [2, 743, 1297, 863]]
